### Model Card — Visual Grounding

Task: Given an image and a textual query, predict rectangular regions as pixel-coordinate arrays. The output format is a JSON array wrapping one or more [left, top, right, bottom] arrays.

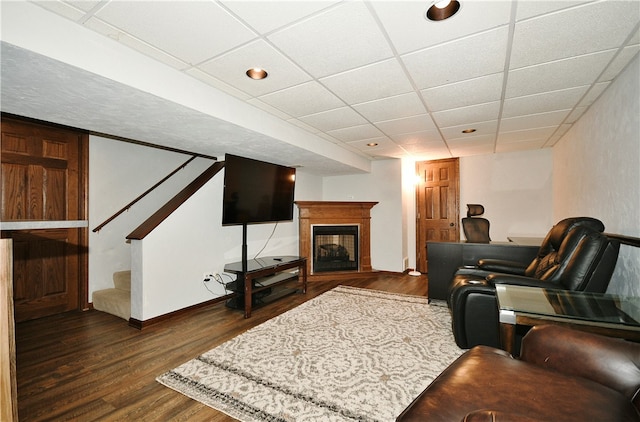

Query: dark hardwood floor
[[15, 272, 429, 421]]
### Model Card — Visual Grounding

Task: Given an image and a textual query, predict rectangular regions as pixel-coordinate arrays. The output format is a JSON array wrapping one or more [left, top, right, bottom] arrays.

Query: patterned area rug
[[157, 286, 463, 421]]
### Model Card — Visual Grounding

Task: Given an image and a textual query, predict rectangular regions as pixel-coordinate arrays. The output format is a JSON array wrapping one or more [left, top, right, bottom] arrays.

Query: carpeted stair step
[[92, 270, 131, 320]]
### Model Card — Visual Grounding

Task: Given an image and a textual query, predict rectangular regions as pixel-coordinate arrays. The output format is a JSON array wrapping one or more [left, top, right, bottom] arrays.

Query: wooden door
[[1, 118, 88, 322], [415, 158, 459, 273]]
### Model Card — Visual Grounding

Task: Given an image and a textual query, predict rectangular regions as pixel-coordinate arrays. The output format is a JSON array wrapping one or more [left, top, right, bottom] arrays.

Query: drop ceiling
[[1, 0, 639, 175]]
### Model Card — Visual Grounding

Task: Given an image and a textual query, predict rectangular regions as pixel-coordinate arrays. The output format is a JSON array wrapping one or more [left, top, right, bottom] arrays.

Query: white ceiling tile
[[544, 135, 563, 147], [599, 44, 640, 82], [497, 126, 557, 144], [220, 1, 340, 34], [64, 1, 103, 13], [629, 27, 640, 45], [440, 120, 498, 140], [510, 1, 640, 69], [578, 82, 610, 107], [185, 68, 252, 100], [286, 118, 321, 134], [33, 1, 88, 20], [449, 135, 495, 156], [85, 17, 190, 70], [515, 1, 590, 21], [246, 98, 293, 120], [258, 81, 344, 117], [198, 39, 312, 97], [433, 101, 500, 128], [506, 50, 617, 98], [94, 1, 256, 65], [564, 106, 587, 124], [402, 141, 450, 156], [421, 73, 504, 112], [371, 0, 512, 55], [346, 137, 405, 156], [450, 143, 496, 157], [375, 114, 437, 136], [298, 107, 368, 132], [447, 133, 496, 145], [403, 27, 510, 89], [391, 130, 443, 145], [496, 139, 548, 153], [320, 59, 414, 105], [327, 124, 385, 142], [555, 124, 572, 138], [500, 110, 570, 133], [502, 86, 589, 118], [353, 92, 426, 122], [268, 1, 393, 78]]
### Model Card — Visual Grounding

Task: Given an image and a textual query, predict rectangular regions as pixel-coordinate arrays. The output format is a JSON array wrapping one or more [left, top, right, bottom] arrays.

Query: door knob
[[450, 223, 455, 227]]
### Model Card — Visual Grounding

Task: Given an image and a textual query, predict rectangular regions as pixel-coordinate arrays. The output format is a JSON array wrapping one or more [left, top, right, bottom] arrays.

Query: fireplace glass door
[[312, 225, 359, 273]]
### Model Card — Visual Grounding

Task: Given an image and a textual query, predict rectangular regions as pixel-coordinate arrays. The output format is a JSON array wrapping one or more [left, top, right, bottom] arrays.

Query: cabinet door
[[1, 119, 88, 321]]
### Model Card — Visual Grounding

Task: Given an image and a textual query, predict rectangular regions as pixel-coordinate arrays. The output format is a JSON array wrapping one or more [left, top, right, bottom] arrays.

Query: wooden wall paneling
[[1, 239, 18, 422]]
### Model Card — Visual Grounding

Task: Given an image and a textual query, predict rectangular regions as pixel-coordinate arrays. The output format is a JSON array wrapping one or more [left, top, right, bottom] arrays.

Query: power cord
[[253, 222, 278, 260], [203, 272, 236, 295]]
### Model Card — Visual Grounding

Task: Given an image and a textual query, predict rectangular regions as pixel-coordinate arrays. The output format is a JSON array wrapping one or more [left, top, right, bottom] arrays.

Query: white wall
[[460, 149, 554, 241], [130, 175, 301, 320], [322, 159, 405, 272], [89, 136, 212, 298], [553, 54, 640, 296], [89, 136, 324, 319]]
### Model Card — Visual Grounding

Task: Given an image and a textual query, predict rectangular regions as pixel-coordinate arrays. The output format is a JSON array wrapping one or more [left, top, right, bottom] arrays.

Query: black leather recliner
[[448, 217, 621, 350]]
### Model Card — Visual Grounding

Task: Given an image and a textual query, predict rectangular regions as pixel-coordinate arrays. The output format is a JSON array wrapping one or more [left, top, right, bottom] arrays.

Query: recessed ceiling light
[[367, 142, 379, 147], [425, 0, 460, 21], [462, 128, 476, 134], [246, 67, 268, 80]]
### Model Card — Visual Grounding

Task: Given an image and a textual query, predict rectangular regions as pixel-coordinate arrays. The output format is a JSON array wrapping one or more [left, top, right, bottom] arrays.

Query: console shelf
[[224, 256, 307, 318]]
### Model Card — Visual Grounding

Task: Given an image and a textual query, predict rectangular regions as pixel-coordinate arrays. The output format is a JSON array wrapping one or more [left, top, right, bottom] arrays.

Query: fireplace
[[296, 201, 377, 281], [313, 225, 359, 273]]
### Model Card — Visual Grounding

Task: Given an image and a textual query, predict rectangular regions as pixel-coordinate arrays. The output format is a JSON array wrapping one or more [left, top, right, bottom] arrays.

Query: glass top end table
[[495, 284, 640, 354]]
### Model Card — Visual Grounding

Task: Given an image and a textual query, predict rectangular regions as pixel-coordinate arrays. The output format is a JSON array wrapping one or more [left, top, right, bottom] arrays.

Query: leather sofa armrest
[[486, 274, 556, 288], [520, 325, 640, 404], [463, 410, 544, 422], [454, 266, 493, 279], [477, 259, 528, 275]]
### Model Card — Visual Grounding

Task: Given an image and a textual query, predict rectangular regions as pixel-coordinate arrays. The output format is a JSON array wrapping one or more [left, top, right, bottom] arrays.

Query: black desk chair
[[462, 204, 491, 243]]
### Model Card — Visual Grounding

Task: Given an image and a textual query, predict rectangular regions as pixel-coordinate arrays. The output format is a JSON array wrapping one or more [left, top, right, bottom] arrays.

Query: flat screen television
[[222, 154, 296, 226]]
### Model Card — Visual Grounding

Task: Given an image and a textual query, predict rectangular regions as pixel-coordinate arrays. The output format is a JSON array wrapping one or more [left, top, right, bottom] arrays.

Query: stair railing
[[126, 161, 225, 240], [93, 155, 201, 233]]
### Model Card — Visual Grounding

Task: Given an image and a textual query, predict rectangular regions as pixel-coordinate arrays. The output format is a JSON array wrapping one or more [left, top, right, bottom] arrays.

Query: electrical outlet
[[203, 272, 214, 281]]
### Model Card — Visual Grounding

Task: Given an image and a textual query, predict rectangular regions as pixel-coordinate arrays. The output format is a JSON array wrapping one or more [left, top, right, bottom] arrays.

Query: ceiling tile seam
[[77, 11, 198, 71], [218, 0, 346, 39], [540, 21, 640, 148], [493, 0, 519, 154], [206, 0, 345, 98], [508, 47, 620, 72], [514, 0, 608, 24], [363, 0, 451, 157], [77, 0, 109, 25], [396, 22, 512, 59]]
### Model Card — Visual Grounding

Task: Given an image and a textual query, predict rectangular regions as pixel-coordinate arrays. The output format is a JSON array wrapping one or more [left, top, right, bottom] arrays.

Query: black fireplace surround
[[312, 225, 359, 272]]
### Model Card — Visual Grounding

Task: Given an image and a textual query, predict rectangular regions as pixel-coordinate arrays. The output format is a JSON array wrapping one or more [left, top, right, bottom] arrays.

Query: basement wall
[[553, 53, 640, 296]]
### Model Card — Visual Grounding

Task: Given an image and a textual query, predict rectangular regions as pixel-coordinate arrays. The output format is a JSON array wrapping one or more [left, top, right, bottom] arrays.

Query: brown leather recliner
[[448, 217, 620, 349], [397, 325, 640, 422]]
